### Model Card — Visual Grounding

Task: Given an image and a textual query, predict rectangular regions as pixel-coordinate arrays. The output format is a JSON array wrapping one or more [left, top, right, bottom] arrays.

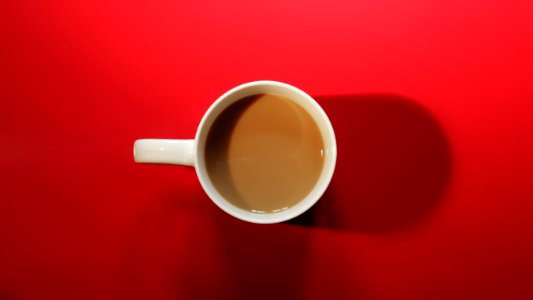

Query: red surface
[[2, 1, 533, 299]]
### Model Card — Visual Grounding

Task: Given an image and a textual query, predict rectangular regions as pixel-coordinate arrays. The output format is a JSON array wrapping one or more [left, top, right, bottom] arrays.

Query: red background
[[2, 1, 533, 299]]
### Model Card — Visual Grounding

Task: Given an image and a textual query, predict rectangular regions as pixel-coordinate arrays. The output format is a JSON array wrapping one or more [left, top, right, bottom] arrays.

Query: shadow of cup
[[288, 94, 452, 233]]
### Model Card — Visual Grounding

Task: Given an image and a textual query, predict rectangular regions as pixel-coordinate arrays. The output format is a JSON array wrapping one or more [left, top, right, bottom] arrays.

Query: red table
[[2, 1, 533, 299]]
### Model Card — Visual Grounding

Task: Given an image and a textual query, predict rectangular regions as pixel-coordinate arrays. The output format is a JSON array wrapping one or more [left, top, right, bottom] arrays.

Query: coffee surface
[[205, 93, 324, 213]]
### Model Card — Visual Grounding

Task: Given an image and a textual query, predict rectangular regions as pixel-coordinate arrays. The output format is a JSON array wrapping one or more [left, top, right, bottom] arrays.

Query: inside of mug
[[195, 81, 336, 224]]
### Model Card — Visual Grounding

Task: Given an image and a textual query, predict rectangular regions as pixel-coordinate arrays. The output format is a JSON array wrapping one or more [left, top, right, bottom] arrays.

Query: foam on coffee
[[205, 93, 324, 213]]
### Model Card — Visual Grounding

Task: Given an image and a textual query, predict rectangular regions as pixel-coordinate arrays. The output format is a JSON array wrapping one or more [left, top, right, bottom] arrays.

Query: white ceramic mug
[[134, 81, 336, 224]]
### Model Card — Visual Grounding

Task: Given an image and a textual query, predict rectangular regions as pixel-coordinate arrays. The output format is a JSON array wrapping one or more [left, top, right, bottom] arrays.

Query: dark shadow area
[[0, 292, 15, 300], [203, 216, 311, 300], [288, 94, 452, 233], [124, 186, 312, 300]]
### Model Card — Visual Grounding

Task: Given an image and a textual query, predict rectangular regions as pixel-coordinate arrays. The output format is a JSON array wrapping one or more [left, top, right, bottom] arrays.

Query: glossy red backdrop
[[2, 1, 533, 299]]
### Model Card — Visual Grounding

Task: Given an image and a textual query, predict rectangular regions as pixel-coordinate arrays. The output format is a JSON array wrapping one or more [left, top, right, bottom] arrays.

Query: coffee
[[205, 93, 325, 213]]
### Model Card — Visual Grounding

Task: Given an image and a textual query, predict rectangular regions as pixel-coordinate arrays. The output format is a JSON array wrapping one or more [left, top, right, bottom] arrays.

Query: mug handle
[[133, 139, 195, 166]]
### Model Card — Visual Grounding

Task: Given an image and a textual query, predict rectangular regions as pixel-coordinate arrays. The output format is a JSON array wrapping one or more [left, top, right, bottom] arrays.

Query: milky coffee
[[205, 93, 324, 213]]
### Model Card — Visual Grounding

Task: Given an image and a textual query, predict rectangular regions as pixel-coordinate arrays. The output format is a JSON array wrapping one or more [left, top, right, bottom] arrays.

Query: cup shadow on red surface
[[208, 217, 313, 300], [124, 186, 318, 300], [287, 94, 452, 233], [0, 292, 14, 300]]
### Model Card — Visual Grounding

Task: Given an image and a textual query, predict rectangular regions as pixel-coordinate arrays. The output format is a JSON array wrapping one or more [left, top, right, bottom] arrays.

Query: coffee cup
[[134, 81, 336, 223]]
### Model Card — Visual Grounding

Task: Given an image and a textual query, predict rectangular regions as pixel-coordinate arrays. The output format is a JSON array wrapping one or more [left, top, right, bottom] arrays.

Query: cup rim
[[194, 80, 337, 224]]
